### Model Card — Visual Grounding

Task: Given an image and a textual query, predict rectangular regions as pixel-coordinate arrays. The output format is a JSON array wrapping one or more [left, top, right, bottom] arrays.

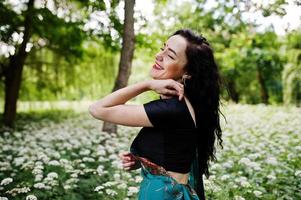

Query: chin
[[149, 70, 159, 79], [149, 68, 169, 80]]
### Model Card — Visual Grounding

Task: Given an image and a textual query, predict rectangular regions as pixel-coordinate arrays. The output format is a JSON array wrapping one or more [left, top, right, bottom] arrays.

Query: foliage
[[137, 0, 292, 104], [282, 30, 301, 106], [0, 0, 300, 104], [18, 41, 118, 101]]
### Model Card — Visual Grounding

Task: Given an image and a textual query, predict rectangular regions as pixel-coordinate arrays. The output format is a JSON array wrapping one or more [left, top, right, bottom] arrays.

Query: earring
[[182, 76, 187, 87]]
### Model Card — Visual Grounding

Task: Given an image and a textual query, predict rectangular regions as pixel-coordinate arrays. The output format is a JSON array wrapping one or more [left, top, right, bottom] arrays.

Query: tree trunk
[[102, 0, 135, 134], [3, 0, 34, 127], [256, 66, 269, 104], [227, 79, 239, 103]]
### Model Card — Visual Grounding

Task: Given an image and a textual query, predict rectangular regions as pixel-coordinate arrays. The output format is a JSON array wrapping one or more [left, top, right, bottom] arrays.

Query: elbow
[[88, 104, 101, 119]]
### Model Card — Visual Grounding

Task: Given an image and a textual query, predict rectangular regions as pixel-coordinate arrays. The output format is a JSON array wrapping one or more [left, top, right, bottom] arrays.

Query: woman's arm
[[88, 79, 184, 127], [90, 80, 151, 108]]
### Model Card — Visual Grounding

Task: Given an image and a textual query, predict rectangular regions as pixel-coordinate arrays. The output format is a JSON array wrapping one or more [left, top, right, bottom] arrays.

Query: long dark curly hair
[[171, 29, 225, 193]]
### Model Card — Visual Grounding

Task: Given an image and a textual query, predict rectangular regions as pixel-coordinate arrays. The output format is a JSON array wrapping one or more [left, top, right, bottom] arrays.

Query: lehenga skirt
[[130, 148, 200, 200]]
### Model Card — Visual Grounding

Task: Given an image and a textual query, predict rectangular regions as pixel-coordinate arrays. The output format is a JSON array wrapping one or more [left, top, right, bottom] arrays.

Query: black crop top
[[130, 95, 198, 173]]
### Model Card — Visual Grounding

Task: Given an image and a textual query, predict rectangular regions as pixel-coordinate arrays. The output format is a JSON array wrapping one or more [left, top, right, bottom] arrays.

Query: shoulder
[[143, 96, 186, 128], [144, 96, 185, 114]]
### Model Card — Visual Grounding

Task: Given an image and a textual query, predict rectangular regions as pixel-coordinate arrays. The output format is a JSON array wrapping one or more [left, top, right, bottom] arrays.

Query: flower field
[[0, 104, 300, 200]]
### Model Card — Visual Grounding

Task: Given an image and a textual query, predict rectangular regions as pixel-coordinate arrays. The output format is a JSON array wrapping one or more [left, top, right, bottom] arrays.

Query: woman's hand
[[148, 79, 184, 101], [119, 152, 141, 171]]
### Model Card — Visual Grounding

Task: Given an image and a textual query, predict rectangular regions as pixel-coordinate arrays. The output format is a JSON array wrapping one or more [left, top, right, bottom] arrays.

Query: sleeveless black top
[[130, 95, 198, 173]]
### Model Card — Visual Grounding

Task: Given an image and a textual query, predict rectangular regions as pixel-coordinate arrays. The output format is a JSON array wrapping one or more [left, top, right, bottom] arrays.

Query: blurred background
[[0, 0, 300, 127], [0, 0, 300, 200]]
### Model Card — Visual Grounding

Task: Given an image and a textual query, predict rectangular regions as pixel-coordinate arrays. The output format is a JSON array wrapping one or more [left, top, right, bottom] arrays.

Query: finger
[[123, 152, 132, 156], [124, 156, 135, 162], [123, 162, 135, 167], [123, 156, 132, 162], [122, 159, 131, 164], [166, 89, 178, 96], [119, 152, 130, 158], [172, 82, 184, 95], [180, 93, 184, 101]]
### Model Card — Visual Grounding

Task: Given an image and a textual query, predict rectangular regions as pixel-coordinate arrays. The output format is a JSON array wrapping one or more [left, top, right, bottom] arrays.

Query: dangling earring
[[182, 76, 187, 87]]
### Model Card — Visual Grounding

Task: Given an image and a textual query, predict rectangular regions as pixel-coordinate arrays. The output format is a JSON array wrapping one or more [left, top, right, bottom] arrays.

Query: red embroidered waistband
[[131, 154, 198, 197], [131, 154, 170, 176]]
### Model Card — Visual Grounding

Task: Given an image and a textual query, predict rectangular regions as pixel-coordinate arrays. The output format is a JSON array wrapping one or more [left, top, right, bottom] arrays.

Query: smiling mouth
[[153, 63, 164, 70]]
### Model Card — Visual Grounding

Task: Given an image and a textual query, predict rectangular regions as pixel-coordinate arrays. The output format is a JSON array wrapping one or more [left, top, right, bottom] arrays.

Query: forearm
[[91, 80, 151, 108]]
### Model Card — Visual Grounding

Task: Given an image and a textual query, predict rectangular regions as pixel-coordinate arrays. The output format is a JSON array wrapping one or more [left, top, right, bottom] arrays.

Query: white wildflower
[[105, 188, 117, 196], [135, 175, 143, 183], [220, 174, 230, 181], [82, 157, 95, 162], [47, 172, 58, 179], [294, 170, 301, 177], [48, 160, 60, 166], [0, 178, 13, 186], [113, 173, 120, 180], [235, 177, 251, 188], [97, 149, 106, 156], [96, 165, 104, 176], [222, 161, 233, 168], [238, 157, 251, 165], [267, 174, 276, 180], [13, 157, 26, 166], [6, 187, 30, 195], [63, 185, 71, 190], [94, 185, 104, 192], [253, 190, 262, 197], [102, 181, 117, 187], [32, 168, 43, 175], [33, 182, 46, 189], [234, 195, 245, 200], [34, 174, 43, 182], [117, 182, 127, 189], [248, 161, 261, 171], [3, 132, 10, 136], [26, 194, 37, 200], [79, 149, 91, 156], [127, 186, 138, 196], [266, 157, 278, 165]]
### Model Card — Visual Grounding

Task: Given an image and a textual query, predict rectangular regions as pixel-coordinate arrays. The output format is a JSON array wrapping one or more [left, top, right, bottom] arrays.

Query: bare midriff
[[167, 170, 189, 184]]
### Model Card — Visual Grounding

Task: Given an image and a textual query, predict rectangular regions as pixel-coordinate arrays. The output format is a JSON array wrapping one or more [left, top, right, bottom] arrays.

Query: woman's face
[[150, 35, 188, 81]]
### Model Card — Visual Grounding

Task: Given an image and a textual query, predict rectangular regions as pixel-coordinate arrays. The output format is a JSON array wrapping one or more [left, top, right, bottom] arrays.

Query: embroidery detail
[[131, 154, 199, 198]]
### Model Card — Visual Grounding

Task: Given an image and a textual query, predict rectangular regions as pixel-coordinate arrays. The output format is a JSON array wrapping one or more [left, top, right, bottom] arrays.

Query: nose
[[155, 52, 163, 62]]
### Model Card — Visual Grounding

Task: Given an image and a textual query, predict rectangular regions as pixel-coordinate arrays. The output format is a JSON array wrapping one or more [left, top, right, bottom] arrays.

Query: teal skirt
[[130, 150, 200, 200]]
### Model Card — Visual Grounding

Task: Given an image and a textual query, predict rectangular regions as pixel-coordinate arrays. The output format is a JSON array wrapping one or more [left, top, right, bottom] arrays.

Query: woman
[[89, 29, 224, 200]]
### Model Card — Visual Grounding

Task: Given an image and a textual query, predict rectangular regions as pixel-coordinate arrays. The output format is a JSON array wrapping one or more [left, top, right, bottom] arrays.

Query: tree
[[102, 0, 136, 134], [2, 0, 35, 127], [0, 0, 88, 127], [0, 0, 130, 127], [282, 30, 301, 106]]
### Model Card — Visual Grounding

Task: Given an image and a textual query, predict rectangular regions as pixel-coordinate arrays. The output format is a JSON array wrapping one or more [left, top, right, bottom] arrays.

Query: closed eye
[[160, 47, 175, 60], [168, 55, 175, 60]]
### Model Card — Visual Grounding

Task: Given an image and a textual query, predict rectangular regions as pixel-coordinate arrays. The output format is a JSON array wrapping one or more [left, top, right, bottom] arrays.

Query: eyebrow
[[163, 43, 177, 57]]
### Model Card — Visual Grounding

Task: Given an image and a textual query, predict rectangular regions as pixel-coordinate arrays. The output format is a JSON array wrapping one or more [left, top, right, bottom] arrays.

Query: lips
[[153, 62, 164, 70]]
